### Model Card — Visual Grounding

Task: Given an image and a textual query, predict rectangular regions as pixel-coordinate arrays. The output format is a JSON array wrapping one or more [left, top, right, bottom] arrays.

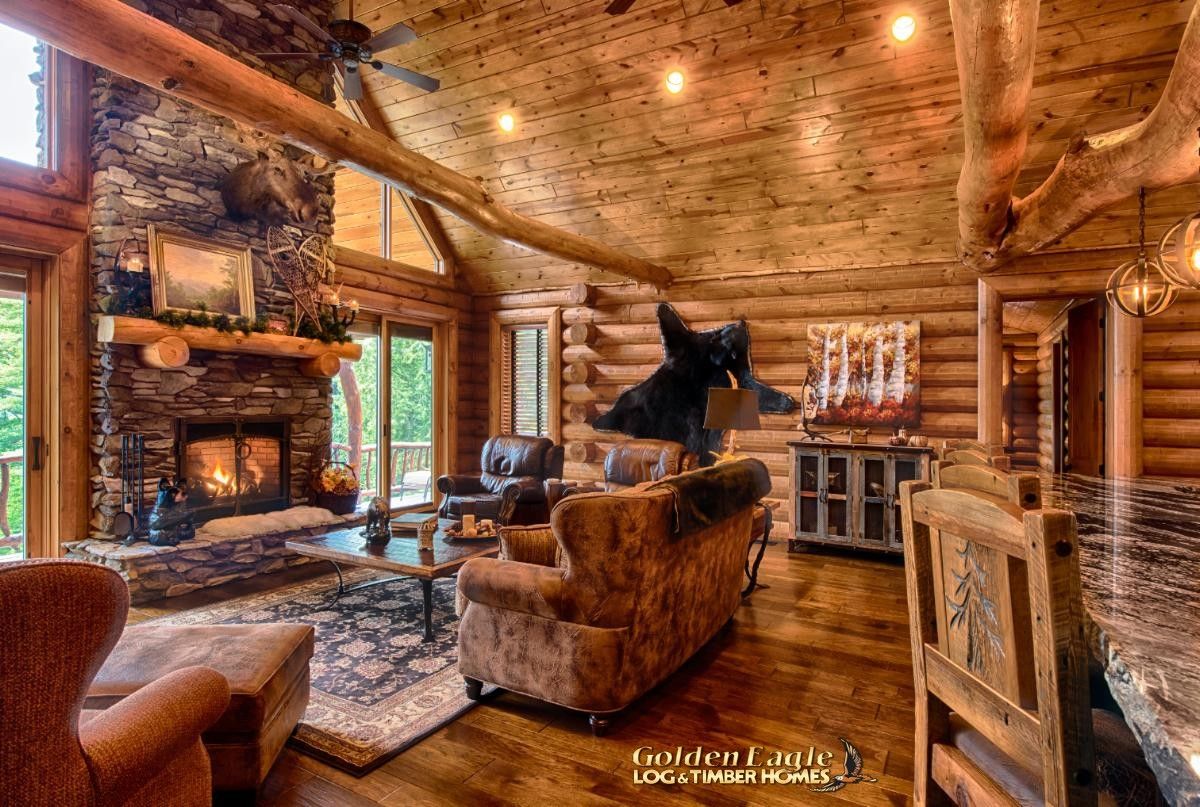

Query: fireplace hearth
[[177, 417, 291, 522]]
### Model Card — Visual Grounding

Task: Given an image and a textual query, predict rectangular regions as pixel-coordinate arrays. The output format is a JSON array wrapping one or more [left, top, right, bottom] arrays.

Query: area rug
[[150, 568, 478, 775]]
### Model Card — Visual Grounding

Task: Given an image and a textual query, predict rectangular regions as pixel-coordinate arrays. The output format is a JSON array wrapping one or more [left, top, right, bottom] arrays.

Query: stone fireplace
[[177, 417, 290, 522]]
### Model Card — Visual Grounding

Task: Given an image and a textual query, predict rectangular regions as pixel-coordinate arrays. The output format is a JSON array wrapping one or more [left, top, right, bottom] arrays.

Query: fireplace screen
[[177, 417, 290, 521]]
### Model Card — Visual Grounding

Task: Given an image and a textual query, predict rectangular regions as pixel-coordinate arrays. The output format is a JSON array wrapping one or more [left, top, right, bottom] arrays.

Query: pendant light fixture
[[1155, 138, 1200, 289], [1107, 187, 1178, 318]]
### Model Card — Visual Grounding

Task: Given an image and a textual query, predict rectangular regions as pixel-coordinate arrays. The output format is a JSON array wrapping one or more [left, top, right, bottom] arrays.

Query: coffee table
[[285, 522, 499, 642]]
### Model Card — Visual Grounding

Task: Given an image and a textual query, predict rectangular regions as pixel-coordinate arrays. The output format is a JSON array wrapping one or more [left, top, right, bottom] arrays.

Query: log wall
[[1004, 332, 1039, 469], [1035, 309, 1069, 473], [1143, 291, 1200, 477]]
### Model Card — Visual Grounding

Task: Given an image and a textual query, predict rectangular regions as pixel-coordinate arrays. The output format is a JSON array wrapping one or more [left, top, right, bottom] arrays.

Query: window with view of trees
[[502, 327, 549, 437], [0, 23, 46, 169]]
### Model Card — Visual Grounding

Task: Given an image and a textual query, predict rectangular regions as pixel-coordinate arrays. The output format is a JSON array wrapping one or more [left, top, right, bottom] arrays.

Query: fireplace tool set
[[115, 433, 146, 545]]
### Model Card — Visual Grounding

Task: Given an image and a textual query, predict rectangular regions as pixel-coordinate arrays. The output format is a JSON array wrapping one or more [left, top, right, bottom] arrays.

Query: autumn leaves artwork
[[806, 321, 920, 427]]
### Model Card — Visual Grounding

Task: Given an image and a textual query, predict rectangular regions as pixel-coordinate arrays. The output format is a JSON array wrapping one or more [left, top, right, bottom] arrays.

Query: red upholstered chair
[[0, 560, 230, 807]]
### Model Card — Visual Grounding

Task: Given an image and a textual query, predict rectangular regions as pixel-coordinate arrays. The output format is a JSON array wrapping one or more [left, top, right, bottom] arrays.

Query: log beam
[[957, 0, 1200, 271], [0, 0, 672, 290], [951, 0, 1040, 270]]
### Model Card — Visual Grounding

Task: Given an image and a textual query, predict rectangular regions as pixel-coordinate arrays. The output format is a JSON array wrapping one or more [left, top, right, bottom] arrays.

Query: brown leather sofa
[[602, 438, 695, 490], [438, 435, 564, 525], [457, 459, 770, 734], [86, 623, 314, 795], [0, 560, 230, 807]]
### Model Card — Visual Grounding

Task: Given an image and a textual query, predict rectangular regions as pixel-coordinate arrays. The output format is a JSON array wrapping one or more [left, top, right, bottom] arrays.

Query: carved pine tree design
[[946, 539, 1003, 674]]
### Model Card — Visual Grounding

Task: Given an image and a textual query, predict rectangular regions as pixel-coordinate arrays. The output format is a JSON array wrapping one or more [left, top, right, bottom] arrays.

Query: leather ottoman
[[85, 624, 314, 793]]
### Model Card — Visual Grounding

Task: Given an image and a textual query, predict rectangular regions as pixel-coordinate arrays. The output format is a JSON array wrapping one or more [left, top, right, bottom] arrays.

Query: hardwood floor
[[134, 545, 917, 806]]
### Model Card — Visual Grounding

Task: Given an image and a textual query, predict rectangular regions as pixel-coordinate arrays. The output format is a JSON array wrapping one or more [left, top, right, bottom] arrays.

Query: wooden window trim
[[489, 307, 561, 444]]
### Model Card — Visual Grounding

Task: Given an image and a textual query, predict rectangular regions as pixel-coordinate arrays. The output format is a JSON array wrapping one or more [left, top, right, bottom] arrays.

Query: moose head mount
[[220, 151, 321, 226], [594, 303, 794, 464]]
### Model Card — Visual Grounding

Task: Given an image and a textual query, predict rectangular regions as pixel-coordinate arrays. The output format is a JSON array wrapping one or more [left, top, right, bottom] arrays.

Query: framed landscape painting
[[806, 320, 920, 427], [148, 224, 255, 319]]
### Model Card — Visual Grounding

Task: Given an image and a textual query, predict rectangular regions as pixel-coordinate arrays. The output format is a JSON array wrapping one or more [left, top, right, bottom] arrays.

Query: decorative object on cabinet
[[788, 442, 932, 554], [148, 224, 256, 319], [806, 321, 920, 427], [594, 303, 793, 465], [703, 382, 760, 463], [795, 373, 832, 442]]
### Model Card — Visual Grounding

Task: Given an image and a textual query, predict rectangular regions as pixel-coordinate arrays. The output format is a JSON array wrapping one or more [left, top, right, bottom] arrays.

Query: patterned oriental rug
[[152, 569, 477, 775]]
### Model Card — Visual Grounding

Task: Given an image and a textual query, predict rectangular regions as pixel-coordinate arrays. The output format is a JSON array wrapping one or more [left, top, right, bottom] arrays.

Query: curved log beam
[[961, 0, 1200, 272], [0, 0, 672, 290], [952, 0, 1041, 269]]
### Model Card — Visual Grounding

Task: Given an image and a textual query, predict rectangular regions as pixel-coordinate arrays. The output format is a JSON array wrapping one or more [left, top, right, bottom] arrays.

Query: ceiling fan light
[[1107, 253, 1178, 318], [1156, 211, 1200, 289]]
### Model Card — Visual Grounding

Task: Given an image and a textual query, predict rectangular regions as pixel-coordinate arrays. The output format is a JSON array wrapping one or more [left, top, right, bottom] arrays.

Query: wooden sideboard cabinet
[[787, 442, 933, 554]]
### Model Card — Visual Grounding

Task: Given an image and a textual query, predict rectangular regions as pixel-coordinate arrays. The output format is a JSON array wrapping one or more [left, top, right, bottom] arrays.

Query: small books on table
[[391, 513, 439, 536]]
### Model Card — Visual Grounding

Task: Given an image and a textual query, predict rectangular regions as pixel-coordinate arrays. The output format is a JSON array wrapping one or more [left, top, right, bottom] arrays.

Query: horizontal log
[[96, 315, 362, 363]]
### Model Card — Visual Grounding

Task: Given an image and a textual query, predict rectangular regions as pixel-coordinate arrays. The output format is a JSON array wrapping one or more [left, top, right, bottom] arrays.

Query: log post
[[300, 352, 343, 378], [564, 442, 595, 464], [1106, 305, 1144, 478], [977, 280, 1004, 445], [562, 361, 594, 385], [0, 0, 671, 289], [563, 322, 596, 346]]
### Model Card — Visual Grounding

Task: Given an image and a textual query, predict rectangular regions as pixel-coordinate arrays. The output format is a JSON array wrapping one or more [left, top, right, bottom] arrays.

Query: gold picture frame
[[148, 224, 256, 319]]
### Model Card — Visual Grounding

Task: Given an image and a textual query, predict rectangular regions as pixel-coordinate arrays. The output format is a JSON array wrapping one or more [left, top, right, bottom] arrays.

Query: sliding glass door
[[331, 317, 439, 512]]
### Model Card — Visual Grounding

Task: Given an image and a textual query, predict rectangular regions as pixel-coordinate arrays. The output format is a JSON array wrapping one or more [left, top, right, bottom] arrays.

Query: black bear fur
[[593, 303, 794, 465]]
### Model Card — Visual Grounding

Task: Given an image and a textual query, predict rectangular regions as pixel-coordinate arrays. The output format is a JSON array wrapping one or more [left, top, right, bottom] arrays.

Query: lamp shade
[[703, 387, 761, 431]]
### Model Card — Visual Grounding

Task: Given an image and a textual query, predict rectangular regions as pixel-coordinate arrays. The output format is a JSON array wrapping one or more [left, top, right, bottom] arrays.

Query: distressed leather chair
[[0, 560, 230, 807], [457, 459, 770, 735], [438, 435, 564, 525], [602, 438, 695, 491], [900, 462, 1160, 805]]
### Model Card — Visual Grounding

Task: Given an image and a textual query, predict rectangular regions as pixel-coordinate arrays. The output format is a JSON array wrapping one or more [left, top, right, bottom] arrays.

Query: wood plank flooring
[[133, 544, 917, 806]]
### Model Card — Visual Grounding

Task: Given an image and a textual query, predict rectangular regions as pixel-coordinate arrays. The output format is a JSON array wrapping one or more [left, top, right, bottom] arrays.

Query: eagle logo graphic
[[810, 739, 878, 793]]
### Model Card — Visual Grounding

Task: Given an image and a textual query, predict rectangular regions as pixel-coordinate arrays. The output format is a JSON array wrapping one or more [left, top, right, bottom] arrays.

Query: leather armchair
[[0, 560, 230, 807], [603, 439, 696, 491], [438, 435, 564, 525]]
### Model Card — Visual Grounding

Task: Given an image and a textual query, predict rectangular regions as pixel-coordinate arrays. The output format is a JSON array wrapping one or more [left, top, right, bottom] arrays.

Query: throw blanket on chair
[[650, 458, 771, 536]]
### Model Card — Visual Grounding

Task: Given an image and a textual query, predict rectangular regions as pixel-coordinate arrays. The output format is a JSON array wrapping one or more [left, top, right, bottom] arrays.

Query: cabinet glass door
[[859, 454, 888, 545], [822, 453, 851, 541], [890, 457, 921, 548], [795, 452, 820, 536]]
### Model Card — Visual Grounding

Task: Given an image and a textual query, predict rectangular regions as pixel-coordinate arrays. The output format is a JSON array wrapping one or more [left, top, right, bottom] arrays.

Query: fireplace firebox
[[176, 417, 290, 522]]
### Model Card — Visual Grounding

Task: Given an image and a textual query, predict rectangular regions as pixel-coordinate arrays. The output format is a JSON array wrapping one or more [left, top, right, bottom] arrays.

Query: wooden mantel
[[0, 0, 672, 290], [96, 315, 362, 378]]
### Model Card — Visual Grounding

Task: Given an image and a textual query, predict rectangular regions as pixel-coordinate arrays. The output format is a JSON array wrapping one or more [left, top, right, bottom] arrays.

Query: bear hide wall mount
[[594, 303, 794, 465]]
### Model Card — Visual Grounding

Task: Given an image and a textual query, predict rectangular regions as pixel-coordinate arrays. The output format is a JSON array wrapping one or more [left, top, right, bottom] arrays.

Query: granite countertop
[[1041, 473, 1200, 807]]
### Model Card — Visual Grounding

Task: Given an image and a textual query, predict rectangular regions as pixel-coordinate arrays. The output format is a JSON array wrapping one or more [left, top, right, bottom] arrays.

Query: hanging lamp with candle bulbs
[[1155, 136, 1200, 289], [1106, 187, 1178, 318]]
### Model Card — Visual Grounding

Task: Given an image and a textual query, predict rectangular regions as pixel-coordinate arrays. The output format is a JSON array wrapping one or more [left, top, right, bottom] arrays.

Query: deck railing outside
[[0, 451, 24, 557], [330, 441, 433, 505]]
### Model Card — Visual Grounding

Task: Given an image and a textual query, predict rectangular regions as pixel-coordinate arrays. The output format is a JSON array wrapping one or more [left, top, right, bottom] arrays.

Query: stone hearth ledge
[[65, 506, 364, 602]]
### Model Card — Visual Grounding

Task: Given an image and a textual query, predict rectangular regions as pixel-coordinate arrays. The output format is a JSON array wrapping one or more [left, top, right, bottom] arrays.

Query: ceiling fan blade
[[364, 21, 418, 54], [257, 52, 325, 60], [338, 63, 364, 101], [371, 61, 440, 93], [605, 0, 636, 14], [270, 4, 336, 46]]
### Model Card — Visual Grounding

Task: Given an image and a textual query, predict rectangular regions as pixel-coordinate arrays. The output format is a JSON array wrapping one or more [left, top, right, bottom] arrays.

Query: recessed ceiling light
[[665, 70, 685, 94], [891, 14, 916, 42], [498, 113, 515, 132]]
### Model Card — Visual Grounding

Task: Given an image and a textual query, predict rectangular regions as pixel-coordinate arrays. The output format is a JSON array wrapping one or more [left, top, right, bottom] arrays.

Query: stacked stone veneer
[[89, 0, 339, 543]]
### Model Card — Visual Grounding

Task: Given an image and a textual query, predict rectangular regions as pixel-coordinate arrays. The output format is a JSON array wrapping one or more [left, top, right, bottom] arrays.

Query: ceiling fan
[[258, 3, 440, 100], [605, 0, 742, 14]]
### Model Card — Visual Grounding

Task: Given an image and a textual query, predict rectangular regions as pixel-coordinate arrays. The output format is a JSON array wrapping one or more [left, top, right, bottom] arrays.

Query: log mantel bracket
[[0, 0, 673, 290]]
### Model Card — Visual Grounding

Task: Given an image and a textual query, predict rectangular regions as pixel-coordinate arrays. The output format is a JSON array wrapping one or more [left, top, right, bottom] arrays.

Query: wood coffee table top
[[286, 522, 499, 580]]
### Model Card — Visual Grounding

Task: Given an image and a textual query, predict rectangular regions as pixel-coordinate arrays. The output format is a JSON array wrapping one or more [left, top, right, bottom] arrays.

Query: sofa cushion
[[86, 624, 313, 738], [649, 458, 771, 535]]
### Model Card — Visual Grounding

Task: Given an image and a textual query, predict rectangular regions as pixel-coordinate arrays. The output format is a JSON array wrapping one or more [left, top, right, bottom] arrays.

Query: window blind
[[507, 327, 548, 437]]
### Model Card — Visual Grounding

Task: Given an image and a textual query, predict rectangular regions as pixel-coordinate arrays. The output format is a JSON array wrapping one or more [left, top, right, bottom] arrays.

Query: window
[[0, 23, 45, 168], [332, 167, 445, 273], [503, 327, 549, 436], [490, 309, 560, 443]]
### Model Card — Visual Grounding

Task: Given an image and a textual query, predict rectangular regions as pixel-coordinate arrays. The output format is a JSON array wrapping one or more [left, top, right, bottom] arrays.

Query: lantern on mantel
[[1107, 188, 1178, 318]]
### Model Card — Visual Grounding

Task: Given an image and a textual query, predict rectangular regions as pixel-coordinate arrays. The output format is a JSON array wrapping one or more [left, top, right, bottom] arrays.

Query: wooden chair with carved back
[[900, 462, 1159, 806], [942, 444, 1012, 472]]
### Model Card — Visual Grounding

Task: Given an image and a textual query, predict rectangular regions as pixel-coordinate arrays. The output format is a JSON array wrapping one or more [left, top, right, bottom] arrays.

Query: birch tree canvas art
[[806, 321, 920, 427]]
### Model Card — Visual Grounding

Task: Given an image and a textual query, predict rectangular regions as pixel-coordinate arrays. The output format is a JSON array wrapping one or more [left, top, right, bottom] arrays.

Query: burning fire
[[206, 461, 236, 496]]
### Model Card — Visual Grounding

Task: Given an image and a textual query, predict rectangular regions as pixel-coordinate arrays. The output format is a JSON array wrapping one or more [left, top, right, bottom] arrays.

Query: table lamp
[[704, 386, 760, 463]]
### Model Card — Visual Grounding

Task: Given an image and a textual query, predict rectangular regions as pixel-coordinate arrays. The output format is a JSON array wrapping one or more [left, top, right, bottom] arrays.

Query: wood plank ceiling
[[344, 0, 1200, 294]]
